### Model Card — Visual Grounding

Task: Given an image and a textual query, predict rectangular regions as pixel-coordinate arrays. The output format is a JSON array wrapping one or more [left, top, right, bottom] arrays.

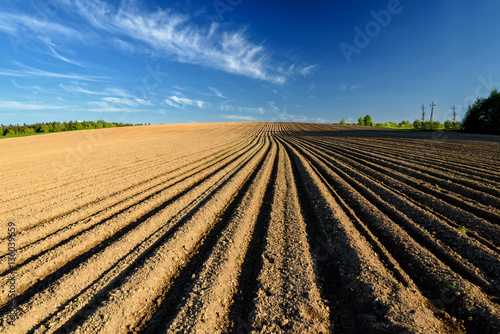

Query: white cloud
[[164, 95, 206, 109], [48, 0, 304, 83], [207, 86, 227, 98], [13, 80, 50, 93], [48, 45, 85, 68], [87, 107, 144, 113], [221, 115, 256, 121], [219, 104, 235, 112], [0, 2, 312, 84], [340, 84, 360, 92], [164, 99, 181, 108], [299, 65, 318, 76], [102, 97, 137, 106], [60, 83, 103, 95], [102, 96, 151, 107], [0, 100, 65, 110], [239, 106, 265, 114], [105, 88, 134, 97], [0, 12, 83, 40], [60, 85, 152, 108], [0, 63, 108, 81], [217, 101, 322, 122]]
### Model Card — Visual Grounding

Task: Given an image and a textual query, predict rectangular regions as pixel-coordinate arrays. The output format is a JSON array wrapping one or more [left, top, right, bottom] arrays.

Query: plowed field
[[1, 122, 499, 333]]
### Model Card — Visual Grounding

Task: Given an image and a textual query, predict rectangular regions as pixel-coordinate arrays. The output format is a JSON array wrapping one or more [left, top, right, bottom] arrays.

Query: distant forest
[[462, 89, 500, 135], [1, 120, 140, 137]]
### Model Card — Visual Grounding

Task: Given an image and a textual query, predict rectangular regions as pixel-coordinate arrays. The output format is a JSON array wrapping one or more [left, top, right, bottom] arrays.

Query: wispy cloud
[[218, 101, 322, 122], [163, 99, 181, 109], [0, 100, 65, 110], [102, 96, 152, 107], [0, 2, 312, 83], [219, 104, 235, 112], [164, 95, 206, 109], [87, 106, 145, 113], [0, 11, 82, 40], [298, 64, 318, 76], [266, 101, 312, 122], [207, 86, 227, 98], [48, 45, 85, 68], [13, 80, 51, 93], [219, 104, 264, 114], [221, 115, 256, 121], [277, 63, 318, 80], [239, 106, 265, 114], [85, 89, 153, 113], [340, 84, 360, 92], [0, 63, 109, 81], [59, 83, 103, 95], [46, 0, 306, 83], [59, 85, 151, 107]]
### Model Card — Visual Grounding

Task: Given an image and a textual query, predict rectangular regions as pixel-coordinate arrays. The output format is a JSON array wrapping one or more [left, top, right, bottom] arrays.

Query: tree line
[[339, 88, 500, 135], [339, 114, 459, 130], [462, 89, 500, 135], [1, 120, 140, 137]]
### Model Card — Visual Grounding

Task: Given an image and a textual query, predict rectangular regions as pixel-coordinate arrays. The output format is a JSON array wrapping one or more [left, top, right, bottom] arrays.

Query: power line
[[421, 104, 426, 124], [430, 101, 436, 131]]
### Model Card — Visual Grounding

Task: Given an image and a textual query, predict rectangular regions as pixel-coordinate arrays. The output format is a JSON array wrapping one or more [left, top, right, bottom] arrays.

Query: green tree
[[339, 118, 346, 125], [364, 114, 372, 126], [40, 124, 50, 133], [413, 119, 421, 129], [400, 120, 411, 127], [358, 116, 365, 126], [23, 127, 35, 134], [462, 89, 500, 134], [444, 120, 453, 129]]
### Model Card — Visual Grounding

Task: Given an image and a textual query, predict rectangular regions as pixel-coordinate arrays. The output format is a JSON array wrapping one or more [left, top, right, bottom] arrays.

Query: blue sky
[[1, 0, 500, 125]]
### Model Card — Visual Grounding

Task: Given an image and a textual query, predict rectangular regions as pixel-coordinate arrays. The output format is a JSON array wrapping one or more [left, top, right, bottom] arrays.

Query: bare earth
[[0, 122, 499, 333]]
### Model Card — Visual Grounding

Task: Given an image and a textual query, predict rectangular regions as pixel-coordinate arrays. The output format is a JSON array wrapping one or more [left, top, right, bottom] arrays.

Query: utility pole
[[430, 101, 436, 131], [452, 105, 457, 125], [421, 105, 426, 124]]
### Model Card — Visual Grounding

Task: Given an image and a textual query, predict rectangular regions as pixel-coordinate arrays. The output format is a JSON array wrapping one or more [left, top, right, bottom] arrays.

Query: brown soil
[[0, 122, 499, 333]]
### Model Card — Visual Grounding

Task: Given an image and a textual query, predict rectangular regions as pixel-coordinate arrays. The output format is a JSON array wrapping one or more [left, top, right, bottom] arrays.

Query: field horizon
[[1, 122, 499, 333]]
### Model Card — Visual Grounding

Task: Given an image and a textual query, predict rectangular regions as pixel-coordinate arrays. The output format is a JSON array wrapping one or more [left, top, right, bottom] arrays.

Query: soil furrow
[[290, 136, 500, 294], [327, 136, 500, 177], [0, 138, 263, 312], [301, 136, 500, 240], [0, 136, 248, 237], [0, 137, 254, 268], [0, 129, 242, 207], [330, 137, 500, 185], [281, 136, 447, 333], [281, 135, 500, 333], [242, 139, 330, 333], [303, 136, 500, 212], [44, 138, 271, 334], [142, 137, 277, 334], [2, 122, 499, 333]]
